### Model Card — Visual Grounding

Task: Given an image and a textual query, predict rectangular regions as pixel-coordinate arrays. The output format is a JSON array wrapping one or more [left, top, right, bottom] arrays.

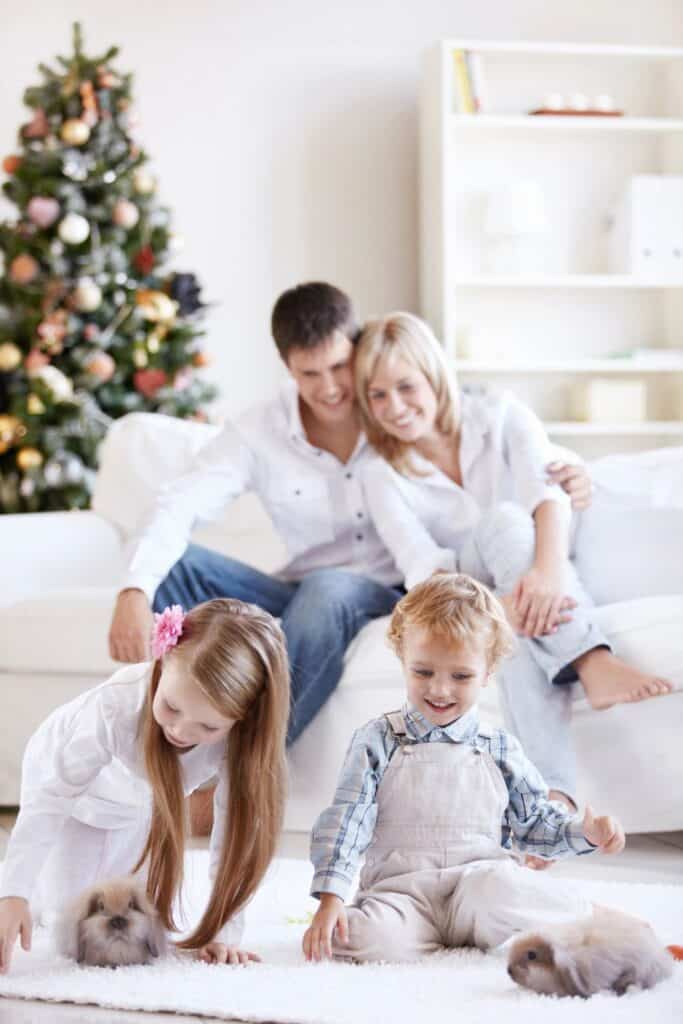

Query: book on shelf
[[466, 51, 487, 113], [452, 49, 487, 114]]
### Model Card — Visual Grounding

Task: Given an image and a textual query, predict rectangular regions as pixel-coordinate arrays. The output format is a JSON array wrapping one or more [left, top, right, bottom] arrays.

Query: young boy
[[303, 573, 625, 963]]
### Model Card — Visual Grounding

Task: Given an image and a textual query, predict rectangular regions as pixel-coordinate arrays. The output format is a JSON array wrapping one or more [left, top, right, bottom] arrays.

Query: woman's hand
[[546, 461, 593, 511], [512, 565, 572, 637], [0, 896, 32, 974], [196, 942, 262, 966], [303, 894, 348, 962]]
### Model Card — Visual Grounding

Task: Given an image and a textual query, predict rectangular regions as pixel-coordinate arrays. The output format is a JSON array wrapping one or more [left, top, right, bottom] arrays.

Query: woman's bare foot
[[524, 790, 577, 870], [574, 649, 673, 711]]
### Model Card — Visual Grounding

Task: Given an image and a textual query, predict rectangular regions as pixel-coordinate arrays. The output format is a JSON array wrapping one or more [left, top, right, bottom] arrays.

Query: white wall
[[2, 1, 682, 416]]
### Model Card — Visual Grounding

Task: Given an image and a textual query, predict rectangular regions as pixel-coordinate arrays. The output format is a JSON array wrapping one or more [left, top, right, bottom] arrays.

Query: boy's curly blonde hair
[[388, 572, 515, 670]]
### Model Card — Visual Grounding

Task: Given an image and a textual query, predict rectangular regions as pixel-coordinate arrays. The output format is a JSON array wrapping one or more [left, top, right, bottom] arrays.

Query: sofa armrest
[[0, 510, 125, 607]]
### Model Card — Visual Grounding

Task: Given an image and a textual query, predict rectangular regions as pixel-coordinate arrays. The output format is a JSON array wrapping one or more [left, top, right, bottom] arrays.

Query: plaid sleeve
[[310, 718, 393, 901], [487, 729, 595, 859]]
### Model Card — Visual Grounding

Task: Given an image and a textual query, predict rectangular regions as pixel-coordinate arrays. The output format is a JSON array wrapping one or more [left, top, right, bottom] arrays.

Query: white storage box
[[608, 174, 683, 275], [570, 378, 647, 423]]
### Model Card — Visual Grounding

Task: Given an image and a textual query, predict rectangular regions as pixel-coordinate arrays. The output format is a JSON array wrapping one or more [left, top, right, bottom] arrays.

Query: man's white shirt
[[125, 380, 402, 600]]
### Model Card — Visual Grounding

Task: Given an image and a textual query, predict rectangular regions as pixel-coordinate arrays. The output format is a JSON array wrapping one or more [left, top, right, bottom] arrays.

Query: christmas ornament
[[62, 150, 88, 181], [22, 107, 49, 139], [102, 170, 116, 184], [133, 368, 167, 398], [112, 199, 140, 229], [132, 167, 156, 195], [135, 289, 178, 325], [0, 342, 22, 372], [37, 309, 68, 353], [58, 212, 90, 245], [41, 278, 68, 314], [30, 364, 74, 402], [26, 393, 46, 415], [83, 323, 100, 342], [2, 154, 22, 174], [72, 277, 102, 312], [0, 414, 26, 454], [173, 368, 192, 391], [19, 477, 36, 498], [168, 272, 203, 314], [16, 447, 43, 471], [133, 347, 148, 368], [79, 81, 99, 127], [27, 196, 60, 229], [133, 245, 155, 274], [97, 66, 121, 89], [44, 452, 83, 486], [24, 348, 49, 372], [84, 350, 115, 382], [192, 350, 211, 368], [60, 118, 91, 146], [9, 253, 40, 284]]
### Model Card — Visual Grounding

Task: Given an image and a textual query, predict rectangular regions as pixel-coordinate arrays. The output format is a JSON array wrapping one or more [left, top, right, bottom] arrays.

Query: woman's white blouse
[[363, 390, 570, 589], [0, 663, 242, 943]]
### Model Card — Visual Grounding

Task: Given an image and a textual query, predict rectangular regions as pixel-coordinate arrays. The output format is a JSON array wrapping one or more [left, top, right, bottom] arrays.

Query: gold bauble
[[27, 393, 46, 415], [16, 447, 44, 471], [60, 118, 91, 146], [135, 289, 178, 325], [133, 347, 149, 368], [0, 414, 26, 454], [0, 342, 22, 372]]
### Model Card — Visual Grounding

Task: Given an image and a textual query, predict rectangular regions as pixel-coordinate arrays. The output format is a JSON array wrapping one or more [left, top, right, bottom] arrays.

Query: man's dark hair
[[271, 282, 358, 360]]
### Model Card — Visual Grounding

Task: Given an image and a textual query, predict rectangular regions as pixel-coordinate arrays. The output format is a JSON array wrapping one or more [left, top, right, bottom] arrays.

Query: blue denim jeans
[[154, 544, 403, 745]]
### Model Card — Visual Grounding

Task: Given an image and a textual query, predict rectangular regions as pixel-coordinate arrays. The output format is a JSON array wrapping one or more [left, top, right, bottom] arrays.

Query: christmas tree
[[0, 23, 216, 513]]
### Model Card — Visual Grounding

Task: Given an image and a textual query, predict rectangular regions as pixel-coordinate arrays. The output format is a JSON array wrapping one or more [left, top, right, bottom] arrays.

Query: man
[[109, 282, 591, 743]]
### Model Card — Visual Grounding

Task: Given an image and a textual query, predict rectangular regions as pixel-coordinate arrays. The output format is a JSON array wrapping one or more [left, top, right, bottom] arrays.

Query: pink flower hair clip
[[151, 605, 185, 659]]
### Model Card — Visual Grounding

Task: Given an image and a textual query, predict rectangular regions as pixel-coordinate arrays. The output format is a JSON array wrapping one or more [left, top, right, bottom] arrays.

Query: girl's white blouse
[[0, 663, 243, 942]]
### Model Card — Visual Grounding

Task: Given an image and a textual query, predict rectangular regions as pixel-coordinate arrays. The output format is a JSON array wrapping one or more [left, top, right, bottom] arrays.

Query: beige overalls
[[333, 711, 591, 963]]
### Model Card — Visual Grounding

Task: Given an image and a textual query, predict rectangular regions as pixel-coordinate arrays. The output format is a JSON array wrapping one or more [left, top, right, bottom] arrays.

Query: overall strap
[[384, 710, 412, 744]]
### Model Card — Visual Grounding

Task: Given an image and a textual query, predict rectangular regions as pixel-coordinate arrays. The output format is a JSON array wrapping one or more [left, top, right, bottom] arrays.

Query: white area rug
[[0, 852, 681, 1023]]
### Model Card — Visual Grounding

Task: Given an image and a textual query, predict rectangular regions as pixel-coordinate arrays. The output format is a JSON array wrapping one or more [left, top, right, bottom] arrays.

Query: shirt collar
[[458, 390, 491, 479], [282, 377, 370, 457], [402, 701, 480, 743]]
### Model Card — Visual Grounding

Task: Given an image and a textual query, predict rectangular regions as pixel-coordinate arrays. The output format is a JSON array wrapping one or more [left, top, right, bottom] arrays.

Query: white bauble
[[72, 277, 102, 312], [58, 213, 90, 246], [112, 199, 140, 230], [133, 168, 156, 195]]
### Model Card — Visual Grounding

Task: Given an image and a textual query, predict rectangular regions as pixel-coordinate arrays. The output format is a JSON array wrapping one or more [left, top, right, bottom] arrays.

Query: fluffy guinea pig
[[507, 906, 673, 998], [57, 876, 168, 968]]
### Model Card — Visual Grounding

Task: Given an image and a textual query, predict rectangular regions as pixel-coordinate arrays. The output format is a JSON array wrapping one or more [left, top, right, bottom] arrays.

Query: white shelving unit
[[419, 39, 683, 456]]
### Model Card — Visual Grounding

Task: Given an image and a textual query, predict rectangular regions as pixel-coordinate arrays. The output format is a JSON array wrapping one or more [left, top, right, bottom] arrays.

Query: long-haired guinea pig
[[57, 876, 168, 967], [507, 906, 673, 998]]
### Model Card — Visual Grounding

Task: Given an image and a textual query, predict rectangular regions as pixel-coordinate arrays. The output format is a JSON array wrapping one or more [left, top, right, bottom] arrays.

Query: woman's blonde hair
[[387, 572, 515, 671], [134, 598, 289, 949], [355, 312, 460, 475]]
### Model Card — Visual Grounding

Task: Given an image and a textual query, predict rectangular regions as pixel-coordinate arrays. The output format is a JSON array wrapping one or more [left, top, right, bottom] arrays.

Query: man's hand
[[546, 461, 593, 511], [108, 589, 154, 663], [303, 894, 348, 962], [0, 897, 32, 974], [582, 805, 625, 855]]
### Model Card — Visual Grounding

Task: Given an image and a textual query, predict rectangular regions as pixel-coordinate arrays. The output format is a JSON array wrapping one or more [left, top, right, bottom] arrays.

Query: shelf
[[455, 359, 683, 373], [445, 41, 683, 59], [454, 274, 683, 289], [452, 114, 683, 133], [545, 421, 683, 436]]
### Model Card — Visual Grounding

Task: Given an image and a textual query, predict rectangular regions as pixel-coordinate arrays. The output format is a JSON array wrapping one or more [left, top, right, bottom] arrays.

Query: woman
[[354, 312, 671, 820]]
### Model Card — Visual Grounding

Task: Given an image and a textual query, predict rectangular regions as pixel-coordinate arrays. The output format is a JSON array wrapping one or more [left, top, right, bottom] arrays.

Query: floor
[[1, 811, 681, 1023]]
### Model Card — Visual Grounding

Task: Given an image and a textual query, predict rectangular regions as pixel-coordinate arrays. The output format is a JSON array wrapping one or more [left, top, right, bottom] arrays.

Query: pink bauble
[[173, 368, 192, 391], [133, 368, 167, 398], [27, 196, 60, 229], [83, 323, 100, 342], [85, 351, 116, 382], [112, 199, 140, 230], [9, 253, 39, 285], [24, 348, 50, 372]]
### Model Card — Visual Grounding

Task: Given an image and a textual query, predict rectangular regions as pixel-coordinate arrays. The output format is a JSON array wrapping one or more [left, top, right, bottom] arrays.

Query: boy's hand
[[0, 897, 32, 974], [582, 805, 625, 855], [546, 460, 593, 511], [303, 894, 348, 962], [513, 566, 573, 637], [196, 942, 262, 966]]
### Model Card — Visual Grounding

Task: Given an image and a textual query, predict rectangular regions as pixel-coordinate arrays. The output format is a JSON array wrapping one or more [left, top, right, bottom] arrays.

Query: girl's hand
[[196, 942, 262, 966], [513, 565, 571, 638], [303, 894, 348, 962], [0, 897, 32, 974], [582, 805, 625, 855], [546, 461, 593, 511]]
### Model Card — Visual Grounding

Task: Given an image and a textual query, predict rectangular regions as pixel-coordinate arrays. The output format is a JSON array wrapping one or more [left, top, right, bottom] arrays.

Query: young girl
[[0, 598, 289, 974], [352, 312, 671, 822], [303, 573, 626, 964]]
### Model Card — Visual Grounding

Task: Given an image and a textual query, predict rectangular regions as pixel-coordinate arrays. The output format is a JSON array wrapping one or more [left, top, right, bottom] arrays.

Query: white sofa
[[1, 412, 683, 835]]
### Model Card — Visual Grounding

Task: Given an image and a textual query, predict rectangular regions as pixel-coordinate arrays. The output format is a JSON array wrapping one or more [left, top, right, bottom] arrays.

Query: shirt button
[[346, 472, 352, 479], [356, 511, 363, 519], [294, 489, 301, 496], [356, 533, 363, 541], [316, 451, 322, 457]]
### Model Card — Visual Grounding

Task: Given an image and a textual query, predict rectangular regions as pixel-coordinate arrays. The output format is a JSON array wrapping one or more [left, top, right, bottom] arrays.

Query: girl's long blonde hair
[[134, 598, 290, 949], [355, 312, 460, 475]]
